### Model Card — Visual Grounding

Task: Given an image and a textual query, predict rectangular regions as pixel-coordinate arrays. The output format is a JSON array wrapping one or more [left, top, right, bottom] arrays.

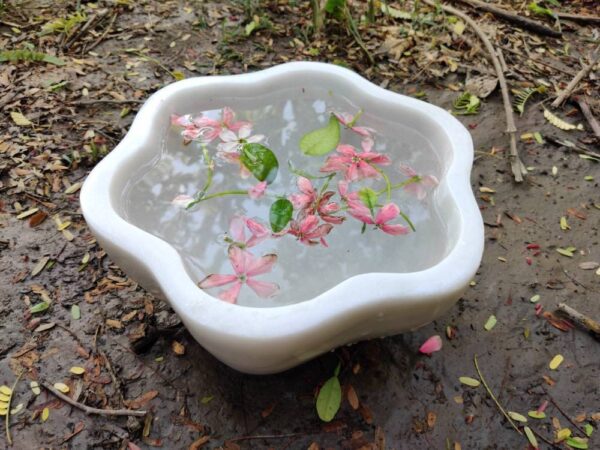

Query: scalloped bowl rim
[[81, 62, 483, 373]]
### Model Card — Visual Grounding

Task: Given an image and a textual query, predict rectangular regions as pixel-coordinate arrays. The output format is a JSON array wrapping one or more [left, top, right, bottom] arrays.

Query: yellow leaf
[[69, 366, 85, 375], [171, 70, 185, 81], [171, 341, 185, 356], [557, 428, 572, 441], [10, 111, 33, 126], [0, 393, 9, 402], [453, 21, 465, 35], [459, 376, 481, 387], [549, 354, 564, 370], [64, 182, 82, 194], [0, 385, 11, 396], [30, 381, 41, 396], [544, 108, 583, 131], [41, 407, 50, 421], [560, 216, 570, 230], [53, 382, 70, 393]]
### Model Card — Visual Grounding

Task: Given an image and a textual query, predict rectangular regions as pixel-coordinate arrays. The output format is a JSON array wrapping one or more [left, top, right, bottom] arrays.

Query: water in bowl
[[122, 87, 447, 307]]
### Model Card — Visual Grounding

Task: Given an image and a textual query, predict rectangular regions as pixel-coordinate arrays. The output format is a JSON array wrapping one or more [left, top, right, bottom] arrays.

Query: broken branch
[[557, 303, 600, 340], [551, 45, 600, 108]]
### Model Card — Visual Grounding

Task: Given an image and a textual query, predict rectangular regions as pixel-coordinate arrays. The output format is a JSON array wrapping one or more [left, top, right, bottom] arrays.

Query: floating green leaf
[[269, 199, 293, 233], [300, 115, 340, 156], [240, 143, 279, 184], [358, 187, 378, 215], [316, 369, 342, 422], [30, 302, 50, 314]]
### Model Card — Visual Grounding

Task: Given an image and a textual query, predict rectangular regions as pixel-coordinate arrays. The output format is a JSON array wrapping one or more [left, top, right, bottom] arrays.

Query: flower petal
[[229, 215, 246, 243], [238, 125, 252, 139], [198, 273, 238, 289], [245, 253, 277, 277], [361, 138, 374, 152], [218, 282, 242, 304], [380, 223, 410, 235], [228, 246, 250, 275], [246, 279, 279, 298], [219, 128, 238, 143], [248, 181, 267, 199], [171, 194, 194, 208], [419, 335, 443, 355], [297, 176, 314, 195], [375, 203, 400, 225]]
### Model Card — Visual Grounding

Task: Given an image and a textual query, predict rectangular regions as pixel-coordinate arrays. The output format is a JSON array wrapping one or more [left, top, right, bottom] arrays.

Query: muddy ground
[[1, 1, 599, 449]]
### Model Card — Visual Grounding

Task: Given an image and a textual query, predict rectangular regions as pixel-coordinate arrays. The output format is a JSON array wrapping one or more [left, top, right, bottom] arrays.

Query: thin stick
[[68, 99, 144, 106], [557, 303, 600, 339], [227, 433, 303, 443], [473, 355, 522, 434], [5, 371, 24, 445], [423, 0, 526, 182], [542, 388, 588, 436], [556, 12, 600, 25], [551, 45, 600, 108], [457, 0, 561, 38], [85, 13, 118, 53], [40, 382, 147, 417], [575, 96, 600, 139]]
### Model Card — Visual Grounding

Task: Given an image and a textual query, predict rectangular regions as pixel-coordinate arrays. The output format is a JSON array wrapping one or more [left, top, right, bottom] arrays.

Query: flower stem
[[376, 175, 421, 196], [399, 211, 416, 232], [187, 189, 249, 208], [369, 163, 392, 202]]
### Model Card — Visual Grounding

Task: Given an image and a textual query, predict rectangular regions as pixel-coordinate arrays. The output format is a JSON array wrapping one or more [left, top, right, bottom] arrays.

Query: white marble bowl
[[80, 62, 484, 374]]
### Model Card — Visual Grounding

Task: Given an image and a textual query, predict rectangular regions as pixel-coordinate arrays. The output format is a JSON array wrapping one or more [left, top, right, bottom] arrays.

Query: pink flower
[[248, 181, 267, 200], [216, 150, 251, 178], [228, 215, 269, 248], [221, 106, 250, 132], [171, 194, 194, 208], [351, 202, 410, 236], [398, 164, 439, 200], [198, 246, 278, 304], [288, 214, 333, 247], [320, 143, 390, 182], [316, 191, 344, 224], [171, 113, 221, 143], [419, 335, 443, 355], [217, 125, 264, 153], [289, 176, 318, 210], [334, 111, 375, 137]]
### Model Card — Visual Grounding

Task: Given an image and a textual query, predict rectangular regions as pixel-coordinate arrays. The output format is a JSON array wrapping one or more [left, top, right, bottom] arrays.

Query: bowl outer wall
[[80, 62, 484, 374]]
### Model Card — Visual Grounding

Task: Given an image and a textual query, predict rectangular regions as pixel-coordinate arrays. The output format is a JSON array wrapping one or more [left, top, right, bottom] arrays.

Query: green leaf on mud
[[524, 426, 538, 449], [240, 143, 279, 184], [300, 115, 340, 156], [484, 315, 497, 331], [30, 301, 50, 314], [565, 437, 589, 449], [71, 304, 81, 320], [316, 374, 341, 422], [556, 247, 576, 257], [459, 376, 480, 387], [269, 198, 293, 233]]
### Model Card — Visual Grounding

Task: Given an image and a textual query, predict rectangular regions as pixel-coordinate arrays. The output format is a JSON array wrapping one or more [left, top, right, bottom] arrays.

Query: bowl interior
[[113, 70, 461, 307]]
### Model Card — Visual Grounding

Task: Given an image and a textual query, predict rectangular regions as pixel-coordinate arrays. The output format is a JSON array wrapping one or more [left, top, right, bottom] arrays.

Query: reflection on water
[[122, 87, 448, 307]]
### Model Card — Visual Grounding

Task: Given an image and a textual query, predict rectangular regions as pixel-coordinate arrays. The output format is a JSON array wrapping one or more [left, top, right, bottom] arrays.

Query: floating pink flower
[[351, 202, 410, 236], [288, 214, 333, 247], [198, 246, 278, 303], [228, 215, 269, 248], [221, 106, 250, 132], [320, 143, 391, 182], [334, 111, 375, 137], [248, 181, 267, 200], [419, 335, 443, 355], [171, 194, 194, 209], [316, 191, 344, 225], [217, 125, 264, 153], [289, 176, 318, 211], [216, 150, 251, 178], [398, 164, 439, 200], [171, 113, 221, 143]]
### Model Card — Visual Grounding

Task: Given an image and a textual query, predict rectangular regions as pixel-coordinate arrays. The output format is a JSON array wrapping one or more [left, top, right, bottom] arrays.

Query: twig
[[227, 433, 304, 443], [542, 388, 588, 436], [551, 45, 600, 108], [556, 12, 600, 25], [40, 381, 147, 417], [545, 135, 600, 160], [575, 96, 600, 139], [85, 13, 117, 53], [5, 371, 24, 446], [529, 426, 563, 450], [557, 303, 600, 340], [473, 354, 522, 434], [423, 0, 527, 182], [456, 0, 561, 38], [68, 99, 144, 106]]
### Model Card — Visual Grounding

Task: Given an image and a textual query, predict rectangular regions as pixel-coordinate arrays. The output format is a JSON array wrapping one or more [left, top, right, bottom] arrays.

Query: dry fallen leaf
[[10, 111, 33, 126], [171, 340, 185, 356]]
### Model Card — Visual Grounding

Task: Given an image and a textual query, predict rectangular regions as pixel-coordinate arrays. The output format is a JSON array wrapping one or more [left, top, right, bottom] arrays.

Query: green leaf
[[41, 54, 66, 66], [300, 115, 340, 157], [528, 410, 546, 419], [556, 247, 576, 257], [316, 375, 341, 422], [524, 426, 538, 449], [30, 302, 50, 314], [484, 315, 497, 331], [240, 143, 279, 184], [584, 423, 593, 437], [269, 198, 293, 233], [565, 437, 589, 449], [459, 376, 480, 387], [507, 411, 528, 423], [71, 304, 81, 320], [358, 187, 378, 215]]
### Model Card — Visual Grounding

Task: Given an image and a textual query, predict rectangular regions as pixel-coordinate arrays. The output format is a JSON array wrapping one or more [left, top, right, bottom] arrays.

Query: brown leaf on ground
[[126, 390, 159, 409]]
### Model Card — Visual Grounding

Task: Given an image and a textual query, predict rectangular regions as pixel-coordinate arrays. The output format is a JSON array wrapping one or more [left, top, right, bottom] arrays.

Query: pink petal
[[351, 126, 373, 137], [238, 125, 252, 139], [246, 218, 268, 238], [398, 163, 417, 177], [320, 157, 347, 173], [364, 153, 391, 166], [217, 141, 239, 153], [229, 215, 246, 242], [333, 112, 351, 126], [306, 223, 333, 239], [219, 128, 237, 143], [338, 180, 349, 198], [198, 273, 238, 289], [345, 163, 359, 182], [380, 223, 410, 235], [419, 335, 443, 355], [171, 194, 194, 208], [246, 279, 279, 298], [221, 107, 234, 126], [361, 138, 374, 152], [228, 246, 250, 275], [219, 282, 242, 303], [375, 203, 400, 225], [297, 176, 314, 195], [245, 253, 277, 277], [422, 174, 439, 188], [337, 144, 358, 157], [289, 193, 312, 210], [193, 116, 220, 128], [217, 150, 241, 163], [171, 114, 192, 127], [228, 120, 251, 131], [357, 161, 379, 179], [248, 181, 267, 199], [299, 215, 319, 234]]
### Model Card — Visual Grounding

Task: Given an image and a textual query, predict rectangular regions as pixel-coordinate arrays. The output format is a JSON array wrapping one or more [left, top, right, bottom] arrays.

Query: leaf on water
[[316, 375, 342, 422], [544, 108, 583, 131], [54, 382, 70, 393], [528, 410, 547, 419], [300, 115, 340, 156], [240, 143, 279, 184], [269, 198, 293, 233], [10, 111, 33, 126], [508, 411, 528, 423], [459, 376, 480, 387], [41, 407, 49, 422], [69, 366, 85, 375], [358, 187, 379, 214], [556, 247, 576, 257], [484, 315, 497, 331], [549, 354, 564, 370], [71, 304, 81, 320], [524, 426, 538, 449], [30, 301, 50, 314]]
